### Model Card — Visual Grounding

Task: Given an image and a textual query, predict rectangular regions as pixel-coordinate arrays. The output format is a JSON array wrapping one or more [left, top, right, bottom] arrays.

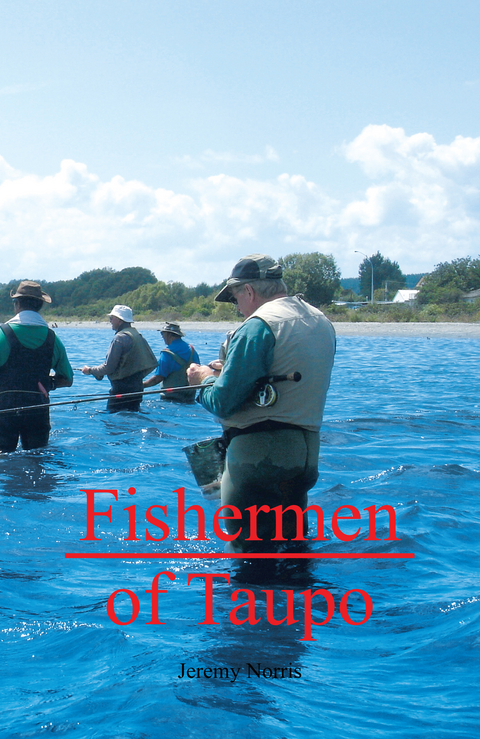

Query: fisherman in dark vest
[[0, 281, 73, 453], [143, 322, 200, 403], [82, 305, 157, 412]]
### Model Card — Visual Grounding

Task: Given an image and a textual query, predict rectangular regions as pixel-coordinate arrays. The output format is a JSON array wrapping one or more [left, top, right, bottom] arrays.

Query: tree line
[[0, 252, 478, 321], [0, 253, 342, 320]]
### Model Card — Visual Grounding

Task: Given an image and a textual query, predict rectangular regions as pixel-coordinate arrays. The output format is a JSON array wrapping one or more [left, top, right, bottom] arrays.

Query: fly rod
[[0, 372, 302, 416], [0, 385, 207, 415]]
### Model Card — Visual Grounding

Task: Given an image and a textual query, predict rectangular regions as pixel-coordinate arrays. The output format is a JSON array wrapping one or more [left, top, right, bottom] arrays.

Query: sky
[[1, 0, 480, 287]]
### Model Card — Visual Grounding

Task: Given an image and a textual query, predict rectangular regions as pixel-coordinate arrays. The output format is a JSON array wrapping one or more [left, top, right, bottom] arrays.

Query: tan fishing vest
[[222, 296, 336, 432], [108, 328, 157, 381]]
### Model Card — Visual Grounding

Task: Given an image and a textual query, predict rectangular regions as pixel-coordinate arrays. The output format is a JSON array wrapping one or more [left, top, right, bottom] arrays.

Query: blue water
[[1, 328, 479, 738]]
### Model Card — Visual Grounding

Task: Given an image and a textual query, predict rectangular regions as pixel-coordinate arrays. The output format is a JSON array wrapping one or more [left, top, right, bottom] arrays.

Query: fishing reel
[[253, 371, 301, 408], [254, 383, 278, 407]]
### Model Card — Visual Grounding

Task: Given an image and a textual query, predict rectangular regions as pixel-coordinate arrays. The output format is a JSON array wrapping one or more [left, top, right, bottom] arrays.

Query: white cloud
[[1, 125, 480, 286], [0, 155, 20, 181], [339, 124, 480, 272]]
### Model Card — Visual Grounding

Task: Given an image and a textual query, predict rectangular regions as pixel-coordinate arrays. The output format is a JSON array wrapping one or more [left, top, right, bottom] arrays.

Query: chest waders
[[161, 346, 196, 403], [0, 324, 55, 451]]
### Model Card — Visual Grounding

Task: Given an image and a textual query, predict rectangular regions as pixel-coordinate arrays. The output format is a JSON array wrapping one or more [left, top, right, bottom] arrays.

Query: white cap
[[109, 305, 133, 323]]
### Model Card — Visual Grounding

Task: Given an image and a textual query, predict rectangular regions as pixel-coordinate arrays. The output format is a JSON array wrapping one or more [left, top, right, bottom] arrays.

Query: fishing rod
[[0, 384, 207, 415], [0, 372, 302, 416]]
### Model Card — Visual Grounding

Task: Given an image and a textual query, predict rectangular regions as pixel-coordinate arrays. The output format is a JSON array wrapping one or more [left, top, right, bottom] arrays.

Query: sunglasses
[[229, 286, 246, 305]]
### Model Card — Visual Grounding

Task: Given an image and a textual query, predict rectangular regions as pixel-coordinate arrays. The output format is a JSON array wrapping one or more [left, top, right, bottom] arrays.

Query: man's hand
[[81, 366, 91, 375], [143, 375, 162, 388], [207, 360, 224, 377], [187, 363, 215, 385]]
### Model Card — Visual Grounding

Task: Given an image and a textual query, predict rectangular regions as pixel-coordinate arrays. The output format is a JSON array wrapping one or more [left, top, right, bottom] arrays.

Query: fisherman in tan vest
[[187, 254, 336, 551], [82, 305, 157, 412]]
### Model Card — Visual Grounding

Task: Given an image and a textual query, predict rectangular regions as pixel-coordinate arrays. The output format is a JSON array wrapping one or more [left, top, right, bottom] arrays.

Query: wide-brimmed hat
[[109, 305, 133, 323], [215, 254, 283, 302], [10, 280, 52, 303], [159, 322, 184, 337]]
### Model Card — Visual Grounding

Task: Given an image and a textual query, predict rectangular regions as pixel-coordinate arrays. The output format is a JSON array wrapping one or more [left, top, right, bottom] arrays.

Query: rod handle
[[256, 372, 302, 385], [261, 371, 302, 384]]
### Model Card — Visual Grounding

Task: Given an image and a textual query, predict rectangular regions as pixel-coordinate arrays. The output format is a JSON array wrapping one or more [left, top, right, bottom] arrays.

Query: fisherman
[[143, 322, 200, 403], [187, 254, 336, 551], [82, 305, 157, 412], [0, 280, 73, 452]]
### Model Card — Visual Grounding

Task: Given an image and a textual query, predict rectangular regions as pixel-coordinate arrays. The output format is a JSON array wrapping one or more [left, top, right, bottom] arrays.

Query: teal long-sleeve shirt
[[199, 317, 275, 419]]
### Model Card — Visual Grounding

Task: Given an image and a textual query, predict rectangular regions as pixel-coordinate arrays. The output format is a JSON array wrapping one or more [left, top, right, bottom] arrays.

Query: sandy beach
[[55, 320, 480, 339]]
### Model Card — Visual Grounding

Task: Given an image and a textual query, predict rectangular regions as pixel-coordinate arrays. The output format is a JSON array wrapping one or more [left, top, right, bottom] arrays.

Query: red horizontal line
[[65, 552, 414, 560]]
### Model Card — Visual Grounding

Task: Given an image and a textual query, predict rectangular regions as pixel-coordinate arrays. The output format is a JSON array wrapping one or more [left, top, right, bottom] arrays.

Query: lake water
[[1, 327, 479, 738]]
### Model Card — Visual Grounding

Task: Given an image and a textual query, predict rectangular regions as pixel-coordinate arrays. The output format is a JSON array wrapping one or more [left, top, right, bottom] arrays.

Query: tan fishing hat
[[10, 280, 52, 303], [159, 322, 184, 336]]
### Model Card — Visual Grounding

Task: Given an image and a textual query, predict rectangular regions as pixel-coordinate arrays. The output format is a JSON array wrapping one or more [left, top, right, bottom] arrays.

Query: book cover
[[1, 3, 479, 736]]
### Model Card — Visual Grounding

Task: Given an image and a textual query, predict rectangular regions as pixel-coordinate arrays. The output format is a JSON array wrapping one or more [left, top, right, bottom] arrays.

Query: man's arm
[[51, 336, 74, 388], [142, 347, 186, 387], [143, 350, 172, 388], [193, 318, 275, 419], [143, 374, 163, 388], [82, 333, 132, 380]]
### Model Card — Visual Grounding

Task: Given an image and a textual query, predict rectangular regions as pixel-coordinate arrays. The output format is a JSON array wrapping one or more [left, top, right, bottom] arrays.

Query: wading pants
[[220, 428, 320, 552]]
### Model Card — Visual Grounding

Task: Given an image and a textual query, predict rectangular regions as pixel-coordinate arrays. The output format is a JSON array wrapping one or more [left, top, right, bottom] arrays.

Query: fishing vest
[[161, 346, 196, 402], [221, 296, 336, 433], [0, 323, 55, 408], [108, 328, 157, 381]]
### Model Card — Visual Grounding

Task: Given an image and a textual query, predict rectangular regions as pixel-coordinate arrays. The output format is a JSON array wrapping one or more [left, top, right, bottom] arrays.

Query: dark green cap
[[215, 254, 283, 302]]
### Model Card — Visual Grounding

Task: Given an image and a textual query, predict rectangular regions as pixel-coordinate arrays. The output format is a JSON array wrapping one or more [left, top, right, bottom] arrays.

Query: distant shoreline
[[53, 320, 480, 339]]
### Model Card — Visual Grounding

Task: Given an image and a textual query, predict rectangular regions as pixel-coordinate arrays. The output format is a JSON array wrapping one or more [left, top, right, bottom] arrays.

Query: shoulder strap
[[161, 348, 188, 368], [0, 323, 15, 345], [0, 323, 55, 354], [45, 328, 56, 354]]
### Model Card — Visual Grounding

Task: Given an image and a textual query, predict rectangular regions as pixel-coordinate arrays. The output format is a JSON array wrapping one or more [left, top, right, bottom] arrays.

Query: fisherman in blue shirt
[[144, 322, 200, 402]]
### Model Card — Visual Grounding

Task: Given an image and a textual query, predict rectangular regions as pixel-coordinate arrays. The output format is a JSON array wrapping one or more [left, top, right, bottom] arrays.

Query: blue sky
[[1, 0, 480, 286]]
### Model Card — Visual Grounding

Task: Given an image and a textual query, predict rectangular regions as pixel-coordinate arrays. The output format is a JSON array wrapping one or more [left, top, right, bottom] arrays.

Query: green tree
[[194, 282, 214, 298], [41, 266, 157, 308], [279, 252, 341, 306], [417, 256, 480, 304], [124, 281, 171, 312], [358, 252, 406, 300], [108, 267, 156, 296]]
